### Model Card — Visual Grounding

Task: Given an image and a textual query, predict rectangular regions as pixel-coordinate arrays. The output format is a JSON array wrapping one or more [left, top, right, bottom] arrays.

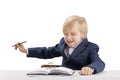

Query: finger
[[84, 68, 89, 75], [84, 68, 94, 75], [80, 68, 90, 75], [80, 69, 86, 75], [15, 45, 17, 50], [86, 69, 92, 75], [79, 70, 85, 75], [83, 68, 87, 75], [16, 43, 22, 47], [14, 43, 22, 50]]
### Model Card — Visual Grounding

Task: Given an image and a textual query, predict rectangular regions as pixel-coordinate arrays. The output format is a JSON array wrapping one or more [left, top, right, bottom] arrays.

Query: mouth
[[67, 40, 74, 44]]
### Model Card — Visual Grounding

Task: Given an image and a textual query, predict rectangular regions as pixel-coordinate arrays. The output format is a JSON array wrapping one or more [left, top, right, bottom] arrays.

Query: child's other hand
[[14, 43, 27, 53], [79, 67, 94, 75]]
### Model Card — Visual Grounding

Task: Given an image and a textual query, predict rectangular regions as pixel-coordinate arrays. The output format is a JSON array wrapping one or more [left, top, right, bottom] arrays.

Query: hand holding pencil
[[13, 41, 27, 53]]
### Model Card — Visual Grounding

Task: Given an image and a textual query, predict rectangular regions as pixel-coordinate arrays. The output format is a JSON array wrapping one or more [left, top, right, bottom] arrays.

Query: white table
[[0, 70, 120, 80]]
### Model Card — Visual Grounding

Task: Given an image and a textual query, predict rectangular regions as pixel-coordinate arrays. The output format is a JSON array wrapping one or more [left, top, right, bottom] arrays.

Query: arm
[[86, 44, 105, 74], [79, 44, 105, 75], [27, 38, 65, 59], [14, 38, 64, 59], [27, 45, 61, 59], [15, 43, 61, 59], [14, 42, 62, 58]]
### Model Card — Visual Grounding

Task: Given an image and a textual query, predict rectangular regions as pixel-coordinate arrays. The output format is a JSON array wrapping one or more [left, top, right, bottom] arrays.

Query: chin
[[67, 43, 75, 48], [68, 45, 74, 48]]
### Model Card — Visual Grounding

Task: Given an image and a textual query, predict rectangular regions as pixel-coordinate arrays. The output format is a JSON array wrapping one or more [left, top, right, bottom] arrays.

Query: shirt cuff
[[26, 48, 29, 54]]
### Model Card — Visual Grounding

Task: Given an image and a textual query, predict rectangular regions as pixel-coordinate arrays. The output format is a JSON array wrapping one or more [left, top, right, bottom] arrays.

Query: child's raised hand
[[13, 41, 27, 53]]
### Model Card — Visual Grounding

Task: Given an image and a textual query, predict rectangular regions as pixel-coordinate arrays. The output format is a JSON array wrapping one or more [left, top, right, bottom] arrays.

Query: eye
[[64, 33, 68, 36], [71, 33, 76, 36]]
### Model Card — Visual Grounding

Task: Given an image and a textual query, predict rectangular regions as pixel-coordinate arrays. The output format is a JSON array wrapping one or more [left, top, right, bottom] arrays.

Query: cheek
[[75, 36, 82, 42], [64, 37, 67, 42]]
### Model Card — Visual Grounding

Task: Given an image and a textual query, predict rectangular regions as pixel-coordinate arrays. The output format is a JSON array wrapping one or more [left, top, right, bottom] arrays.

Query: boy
[[14, 15, 105, 75]]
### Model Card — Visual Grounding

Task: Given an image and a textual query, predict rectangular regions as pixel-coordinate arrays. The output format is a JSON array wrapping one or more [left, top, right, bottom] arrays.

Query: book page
[[27, 67, 74, 75], [49, 67, 74, 75], [27, 68, 53, 75]]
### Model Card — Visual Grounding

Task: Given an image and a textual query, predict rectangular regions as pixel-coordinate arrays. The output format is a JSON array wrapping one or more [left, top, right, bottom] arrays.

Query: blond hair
[[63, 15, 88, 38]]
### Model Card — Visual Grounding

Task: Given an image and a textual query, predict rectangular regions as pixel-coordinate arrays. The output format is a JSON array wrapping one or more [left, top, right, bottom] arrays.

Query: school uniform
[[27, 38, 105, 74]]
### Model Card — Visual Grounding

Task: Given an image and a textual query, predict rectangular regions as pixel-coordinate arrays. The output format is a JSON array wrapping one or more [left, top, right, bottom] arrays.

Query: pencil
[[12, 41, 27, 47]]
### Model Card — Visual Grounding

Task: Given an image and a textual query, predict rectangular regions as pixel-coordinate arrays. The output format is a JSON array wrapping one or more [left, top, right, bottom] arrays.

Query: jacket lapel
[[58, 39, 68, 58], [69, 38, 88, 58], [59, 38, 88, 59]]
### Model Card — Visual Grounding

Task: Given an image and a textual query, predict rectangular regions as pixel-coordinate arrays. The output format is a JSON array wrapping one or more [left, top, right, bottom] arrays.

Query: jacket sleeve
[[87, 44, 105, 74], [26, 39, 64, 59]]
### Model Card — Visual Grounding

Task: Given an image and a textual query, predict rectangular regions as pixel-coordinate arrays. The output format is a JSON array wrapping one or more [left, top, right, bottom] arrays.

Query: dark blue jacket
[[27, 38, 105, 73]]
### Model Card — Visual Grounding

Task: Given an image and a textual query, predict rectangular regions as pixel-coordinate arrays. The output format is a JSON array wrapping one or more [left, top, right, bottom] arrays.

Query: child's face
[[63, 24, 83, 48]]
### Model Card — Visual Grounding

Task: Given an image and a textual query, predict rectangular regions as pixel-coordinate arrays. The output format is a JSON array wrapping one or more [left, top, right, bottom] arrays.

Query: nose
[[66, 34, 72, 40]]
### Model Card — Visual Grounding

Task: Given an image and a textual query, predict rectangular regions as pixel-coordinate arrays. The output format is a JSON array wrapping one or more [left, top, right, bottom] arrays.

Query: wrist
[[90, 67, 95, 73]]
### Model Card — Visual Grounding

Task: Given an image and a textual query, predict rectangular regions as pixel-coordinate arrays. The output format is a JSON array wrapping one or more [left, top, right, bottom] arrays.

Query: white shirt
[[64, 41, 82, 57]]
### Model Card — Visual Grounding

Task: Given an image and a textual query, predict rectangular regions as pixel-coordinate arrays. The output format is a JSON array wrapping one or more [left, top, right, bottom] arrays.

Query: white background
[[0, 0, 120, 70]]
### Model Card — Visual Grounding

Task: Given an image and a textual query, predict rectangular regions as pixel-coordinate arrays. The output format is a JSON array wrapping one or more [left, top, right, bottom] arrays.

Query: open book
[[27, 67, 74, 75]]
